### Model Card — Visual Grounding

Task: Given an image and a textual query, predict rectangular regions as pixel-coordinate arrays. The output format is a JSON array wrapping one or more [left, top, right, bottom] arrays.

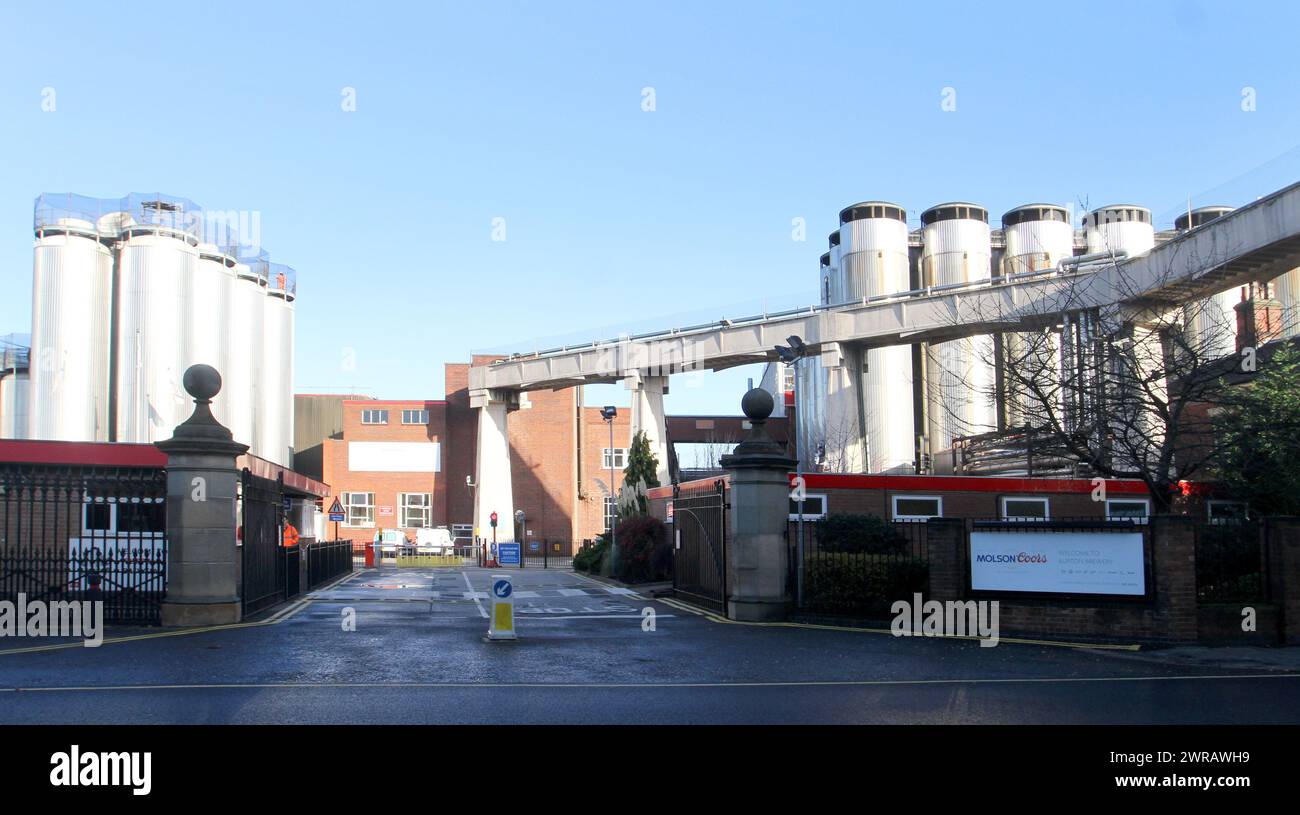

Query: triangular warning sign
[[328, 497, 344, 515]]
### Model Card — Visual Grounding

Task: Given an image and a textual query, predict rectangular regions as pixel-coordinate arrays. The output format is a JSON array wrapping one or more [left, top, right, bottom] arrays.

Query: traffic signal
[[490, 511, 498, 528]]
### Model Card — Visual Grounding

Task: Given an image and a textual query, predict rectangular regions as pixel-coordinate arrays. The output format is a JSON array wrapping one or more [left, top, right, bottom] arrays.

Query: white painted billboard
[[348, 441, 440, 473], [969, 530, 1145, 596]]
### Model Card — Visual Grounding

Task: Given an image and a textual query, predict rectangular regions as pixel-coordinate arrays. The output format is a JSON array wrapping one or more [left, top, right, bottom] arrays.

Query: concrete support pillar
[[155, 365, 249, 627], [821, 342, 864, 472], [471, 388, 515, 544], [1266, 517, 1300, 645], [625, 373, 670, 487], [721, 388, 798, 621]]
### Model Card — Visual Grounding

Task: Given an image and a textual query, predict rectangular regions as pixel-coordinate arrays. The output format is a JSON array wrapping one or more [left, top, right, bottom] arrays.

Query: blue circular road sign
[[493, 579, 512, 598]]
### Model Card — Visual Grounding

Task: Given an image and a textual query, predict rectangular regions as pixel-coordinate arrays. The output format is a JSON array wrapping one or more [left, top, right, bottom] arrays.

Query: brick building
[[312, 359, 632, 546]]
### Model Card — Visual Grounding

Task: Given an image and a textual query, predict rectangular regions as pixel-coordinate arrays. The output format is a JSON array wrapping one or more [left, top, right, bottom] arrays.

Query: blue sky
[[2, 1, 1300, 413]]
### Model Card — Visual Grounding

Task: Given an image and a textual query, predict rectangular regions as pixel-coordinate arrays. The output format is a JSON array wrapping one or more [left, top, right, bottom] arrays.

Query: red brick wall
[[321, 399, 447, 544]]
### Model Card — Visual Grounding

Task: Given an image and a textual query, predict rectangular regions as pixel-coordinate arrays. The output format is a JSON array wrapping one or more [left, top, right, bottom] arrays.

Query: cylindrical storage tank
[[794, 354, 826, 472], [828, 231, 842, 304], [1274, 267, 1300, 340], [115, 226, 199, 443], [189, 245, 237, 427], [1083, 204, 1154, 257], [838, 202, 909, 300], [29, 219, 113, 441], [1176, 207, 1238, 360], [227, 263, 266, 454], [819, 253, 831, 305], [0, 340, 30, 440], [920, 203, 996, 451], [1002, 204, 1073, 275], [840, 201, 913, 472], [1001, 205, 1074, 429], [260, 264, 296, 466]]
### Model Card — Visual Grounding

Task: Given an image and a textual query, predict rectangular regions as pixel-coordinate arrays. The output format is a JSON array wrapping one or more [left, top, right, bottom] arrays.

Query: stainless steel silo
[[1083, 204, 1155, 257], [227, 262, 266, 454], [1176, 206, 1238, 360], [920, 203, 996, 452], [260, 263, 296, 466], [114, 221, 199, 443], [838, 201, 913, 472], [29, 213, 113, 441], [190, 244, 237, 427]]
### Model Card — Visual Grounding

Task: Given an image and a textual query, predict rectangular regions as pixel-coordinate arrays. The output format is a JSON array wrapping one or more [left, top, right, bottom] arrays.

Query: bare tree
[[936, 237, 1295, 513]]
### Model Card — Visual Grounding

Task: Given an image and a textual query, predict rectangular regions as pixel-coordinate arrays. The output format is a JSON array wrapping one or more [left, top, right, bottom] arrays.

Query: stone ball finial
[[183, 364, 222, 403], [740, 387, 774, 421]]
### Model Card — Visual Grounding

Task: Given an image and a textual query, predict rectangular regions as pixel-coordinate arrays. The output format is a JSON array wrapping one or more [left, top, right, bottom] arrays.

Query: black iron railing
[[1195, 520, 1267, 602], [307, 539, 354, 588], [788, 517, 929, 617], [1, 463, 168, 625]]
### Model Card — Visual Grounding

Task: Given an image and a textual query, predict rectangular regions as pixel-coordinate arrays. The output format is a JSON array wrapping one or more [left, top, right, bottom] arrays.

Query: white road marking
[[514, 591, 540, 598], [516, 614, 676, 620], [558, 588, 587, 597], [461, 572, 488, 619], [606, 588, 638, 596]]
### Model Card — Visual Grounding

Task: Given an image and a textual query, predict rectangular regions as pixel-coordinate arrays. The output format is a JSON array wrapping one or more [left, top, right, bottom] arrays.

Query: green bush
[[814, 513, 909, 555], [802, 554, 929, 615], [574, 535, 609, 573], [614, 515, 672, 584]]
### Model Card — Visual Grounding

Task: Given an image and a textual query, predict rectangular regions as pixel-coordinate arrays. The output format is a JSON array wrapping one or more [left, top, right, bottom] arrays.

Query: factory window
[[782, 365, 796, 393], [81, 498, 165, 536], [399, 493, 431, 528], [1105, 498, 1150, 523], [401, 409, 429, 425], [602, 448, 628, 469], [1207, 500, 1249, 525], [361, 409, 389, 425], [343, 492, 375, 527], [1001, 496, 1049, 521], [892, 495, 943, 521], [788, 494, 826, 520]]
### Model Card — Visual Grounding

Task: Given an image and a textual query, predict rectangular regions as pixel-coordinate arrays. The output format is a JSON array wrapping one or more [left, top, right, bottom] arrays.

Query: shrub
[[802, 554, 929, 615], [574, 535, 609, 573], [613, 515, 671, 584], [814, 513, 909, 555]]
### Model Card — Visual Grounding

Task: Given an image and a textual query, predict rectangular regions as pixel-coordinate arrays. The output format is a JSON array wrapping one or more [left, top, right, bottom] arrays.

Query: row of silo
[[800, 198, 1176, 473], [24, 194, 296, 466]]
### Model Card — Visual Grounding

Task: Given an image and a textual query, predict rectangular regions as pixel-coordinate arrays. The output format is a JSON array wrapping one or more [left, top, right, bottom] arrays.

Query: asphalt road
[[2, 565, 1299, 724]]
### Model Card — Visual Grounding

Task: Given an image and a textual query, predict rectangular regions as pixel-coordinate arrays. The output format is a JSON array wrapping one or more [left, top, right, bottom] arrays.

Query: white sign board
[[969, 530, 1145, 596], [348, 441, 440, 473]]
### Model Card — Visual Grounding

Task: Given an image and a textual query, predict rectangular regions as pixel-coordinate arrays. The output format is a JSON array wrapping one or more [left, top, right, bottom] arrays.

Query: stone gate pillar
[[156, 365, 249, 627], [721, 388, 798, 621]]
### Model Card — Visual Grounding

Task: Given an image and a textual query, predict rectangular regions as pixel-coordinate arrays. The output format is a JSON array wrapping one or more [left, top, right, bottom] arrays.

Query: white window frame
[[1207, 500, 1249, 525], [1105, 498, 1151, 524], [361, 409, 389, 425], [81, 496, 166, 537], [399, 492, 432, 528], [343, 491, 375, 528], [891, 494, 943, 522], [788, 494, 827, 520], [401, 409, 428, 425], [1001, 496, 1050, 522], [602, 448, 628, 469], [603, 495, 616, 532]]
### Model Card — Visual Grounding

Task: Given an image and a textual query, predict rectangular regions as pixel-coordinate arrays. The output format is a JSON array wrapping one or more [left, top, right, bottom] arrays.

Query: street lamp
[[600, 406, 618, 552], [773, 335, 808, 606]]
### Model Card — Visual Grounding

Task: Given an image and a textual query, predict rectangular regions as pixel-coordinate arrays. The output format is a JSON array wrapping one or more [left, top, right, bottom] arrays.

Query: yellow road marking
[[653, 596, 1144, 651], [0, 569, 361, 657]]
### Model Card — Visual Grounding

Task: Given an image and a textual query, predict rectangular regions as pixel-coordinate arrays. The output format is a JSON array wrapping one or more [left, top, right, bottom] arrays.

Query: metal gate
[[240, 469, 287, 615], [671, 479, 727, 614]]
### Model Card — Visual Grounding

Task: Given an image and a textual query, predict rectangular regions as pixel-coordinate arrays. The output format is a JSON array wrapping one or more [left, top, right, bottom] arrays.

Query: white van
[[415, 526, 454, 555]]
